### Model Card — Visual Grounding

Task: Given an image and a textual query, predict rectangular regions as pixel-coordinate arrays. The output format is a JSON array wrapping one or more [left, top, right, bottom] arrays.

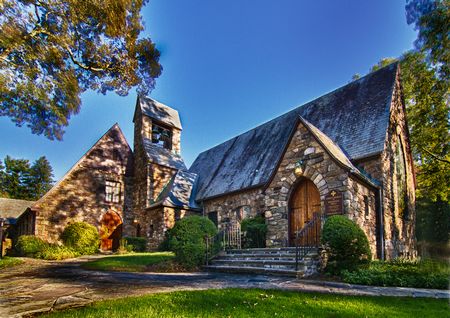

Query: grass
[[0, 256, 23, 269], [82, 252, 176, 272], [42, 288, 449, 318]]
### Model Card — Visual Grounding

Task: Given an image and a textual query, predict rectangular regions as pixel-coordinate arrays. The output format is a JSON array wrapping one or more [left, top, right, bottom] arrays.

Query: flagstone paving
[[0, 257, 448, 317]]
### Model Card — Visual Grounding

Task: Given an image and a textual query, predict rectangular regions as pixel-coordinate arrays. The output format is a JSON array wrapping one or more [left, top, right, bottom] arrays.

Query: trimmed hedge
[[61, 222, 100, 255], [341, 259, 450, 289], [15, 235, 48, 257], [241, 215, 267, 248], [168, 216, 217, 269], [123, 237, 147, 252], [321, 215, 371, 273]]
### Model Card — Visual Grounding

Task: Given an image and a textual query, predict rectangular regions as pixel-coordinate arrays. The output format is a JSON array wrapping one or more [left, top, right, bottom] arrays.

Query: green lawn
[[82, 252, 175, 272], [43, 288, 448, 318], [0, 256, 23, 269]]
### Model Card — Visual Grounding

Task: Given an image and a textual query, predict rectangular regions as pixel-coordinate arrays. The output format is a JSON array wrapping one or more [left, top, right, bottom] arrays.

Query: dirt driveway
[[0, 257, 448, 317]]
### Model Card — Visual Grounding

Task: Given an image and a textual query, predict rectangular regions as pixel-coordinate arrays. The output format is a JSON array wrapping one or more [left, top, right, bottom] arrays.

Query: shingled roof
[[138, 96, 182, 130], [189, 63, 398, 200], [142, 138, 186, 170], [150, 170, 201, 210], [0, 198, 35, 225]]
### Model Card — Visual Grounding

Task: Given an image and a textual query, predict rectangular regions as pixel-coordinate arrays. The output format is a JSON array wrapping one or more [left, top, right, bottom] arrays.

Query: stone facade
[[202, 189, 265, 229], [17, 125, 133, 245]]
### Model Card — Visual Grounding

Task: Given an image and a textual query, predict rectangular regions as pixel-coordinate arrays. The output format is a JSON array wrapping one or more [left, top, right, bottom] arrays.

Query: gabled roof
[[138, 96, 182, 130], [142, 138, 186, 170], [298, 117, 379, 188], [0, 198, 35, 225], [189, 63, 398, 200], [33, 124, 132, 209], [150, 170, 201, 210]]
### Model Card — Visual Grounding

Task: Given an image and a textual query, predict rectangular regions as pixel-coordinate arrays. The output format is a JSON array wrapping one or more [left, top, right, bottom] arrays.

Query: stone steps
[[204, 247, 319, 277]]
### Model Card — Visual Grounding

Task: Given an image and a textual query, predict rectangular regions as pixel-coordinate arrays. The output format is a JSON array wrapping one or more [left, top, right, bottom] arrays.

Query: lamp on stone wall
[[294, 159, 305, 176]]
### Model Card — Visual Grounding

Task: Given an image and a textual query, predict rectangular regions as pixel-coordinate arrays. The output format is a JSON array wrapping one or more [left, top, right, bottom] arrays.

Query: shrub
[[341, 259, 450, 289], [61, 222, 99, 255], [321, 215, 371, 273], [124, 237, 147, 252], [36, 245, 80, 260], [241, 215, 267, 248], [168, 216, 217, 269], [15, 235, 48, 257]]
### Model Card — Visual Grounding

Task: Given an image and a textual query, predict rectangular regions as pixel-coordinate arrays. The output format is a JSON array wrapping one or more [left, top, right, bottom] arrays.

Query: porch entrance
[[289, 179, 321, 246]]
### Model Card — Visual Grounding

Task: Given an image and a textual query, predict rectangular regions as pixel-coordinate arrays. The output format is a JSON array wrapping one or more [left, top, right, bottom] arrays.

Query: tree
[[29, 156, 54, 199], [0, 155, 54, 200], [0, 0, 162, 140], [399, 51, 449, 201], [2, 156, 32, 199], [406, 0, 449, 80]]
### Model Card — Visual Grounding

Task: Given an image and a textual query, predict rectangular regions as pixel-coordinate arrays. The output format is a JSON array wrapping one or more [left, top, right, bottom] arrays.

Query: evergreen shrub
[[321, 215, 371, 273], [61, 221, 99, 255], [168, 216, 217, 269]]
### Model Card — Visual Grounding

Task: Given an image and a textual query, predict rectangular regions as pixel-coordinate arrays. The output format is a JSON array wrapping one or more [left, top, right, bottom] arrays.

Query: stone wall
[[202, 189, 265, 230], [379, 77, 416, 259], [263, 121, 378, 255], [27, 125, 133, 243]]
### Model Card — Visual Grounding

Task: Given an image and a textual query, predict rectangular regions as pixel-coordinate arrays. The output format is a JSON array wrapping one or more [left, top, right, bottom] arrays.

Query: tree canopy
[[0, 0, 162, 140], [0, 155, 54, 200]]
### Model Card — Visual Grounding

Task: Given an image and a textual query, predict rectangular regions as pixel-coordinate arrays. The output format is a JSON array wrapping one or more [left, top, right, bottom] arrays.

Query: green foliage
[[241, 215, 267, 248], [0, 0, 162, 140], [123, 237, 147, 252], [41, 288, 449, 318], [36, 245, 80, 260], [15, 235, 48, 257], [0, 155, 54, 200], [406, 0, 449, 79], [341, 258, 450, 290], [0, 256, 23, 269], [321, 215, 372, 273], [61, 222, 99, 255], [168, 216, 217, 269], [416, 197, 450, 243], [399, 51, 450, 201]]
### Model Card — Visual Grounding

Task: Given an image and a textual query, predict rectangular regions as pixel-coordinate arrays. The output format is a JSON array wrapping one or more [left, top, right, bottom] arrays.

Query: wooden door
[[99, 211, 123, 251], [289, 179, 321, 245]]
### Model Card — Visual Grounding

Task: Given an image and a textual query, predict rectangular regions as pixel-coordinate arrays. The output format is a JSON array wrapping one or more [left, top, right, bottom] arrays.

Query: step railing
[[205, 222, 241, 265], [294, 212, 325, 270]]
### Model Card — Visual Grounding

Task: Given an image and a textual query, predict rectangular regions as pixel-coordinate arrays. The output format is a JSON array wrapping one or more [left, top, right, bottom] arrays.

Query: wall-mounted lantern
[[294, 159, 305, 176]]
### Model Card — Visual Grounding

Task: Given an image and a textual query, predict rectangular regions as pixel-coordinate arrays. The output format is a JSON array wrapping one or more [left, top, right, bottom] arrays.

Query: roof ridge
[[190, 62, 399, 163]]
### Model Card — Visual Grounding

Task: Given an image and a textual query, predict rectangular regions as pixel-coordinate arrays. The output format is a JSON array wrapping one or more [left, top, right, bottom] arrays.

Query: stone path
[[0, 257, 448, 317]]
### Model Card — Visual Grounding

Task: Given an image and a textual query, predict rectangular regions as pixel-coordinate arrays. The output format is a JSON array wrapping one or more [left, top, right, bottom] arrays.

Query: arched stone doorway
[[289, 178, 321, 246], [99, 210, 123, 251]]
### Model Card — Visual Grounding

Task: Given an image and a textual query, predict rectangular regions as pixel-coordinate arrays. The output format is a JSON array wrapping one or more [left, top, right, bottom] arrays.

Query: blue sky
[[0, 0, 417, 180]]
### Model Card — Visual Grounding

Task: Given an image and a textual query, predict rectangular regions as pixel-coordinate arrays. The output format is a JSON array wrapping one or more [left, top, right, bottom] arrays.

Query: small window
[[364, 195, 369, 216], [149, 223, 154, 238], [208, 211, 218, 227], [152, 123, 173, 150], [105, 180, 121, 203]]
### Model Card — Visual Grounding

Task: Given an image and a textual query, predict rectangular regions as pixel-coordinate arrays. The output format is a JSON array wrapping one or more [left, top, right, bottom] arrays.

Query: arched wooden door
[[289, 179, 321, 246], [99, 211, 123, 251]]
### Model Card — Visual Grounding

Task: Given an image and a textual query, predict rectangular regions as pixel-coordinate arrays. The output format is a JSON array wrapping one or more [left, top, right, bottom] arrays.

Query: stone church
[[14, 62, 416, 259]]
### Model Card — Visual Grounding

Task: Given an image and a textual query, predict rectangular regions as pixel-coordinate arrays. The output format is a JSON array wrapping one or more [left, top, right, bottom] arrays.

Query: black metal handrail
[[205, 223, 241, 265], [294, 212, 325, 270]]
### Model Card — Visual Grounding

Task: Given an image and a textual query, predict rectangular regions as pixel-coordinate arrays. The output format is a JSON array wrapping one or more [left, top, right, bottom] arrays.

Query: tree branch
[[421, 147, 450, 164]]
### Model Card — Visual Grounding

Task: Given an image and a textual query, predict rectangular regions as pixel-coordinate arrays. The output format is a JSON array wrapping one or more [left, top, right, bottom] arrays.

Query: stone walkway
[[0, 257, 448, 317]]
